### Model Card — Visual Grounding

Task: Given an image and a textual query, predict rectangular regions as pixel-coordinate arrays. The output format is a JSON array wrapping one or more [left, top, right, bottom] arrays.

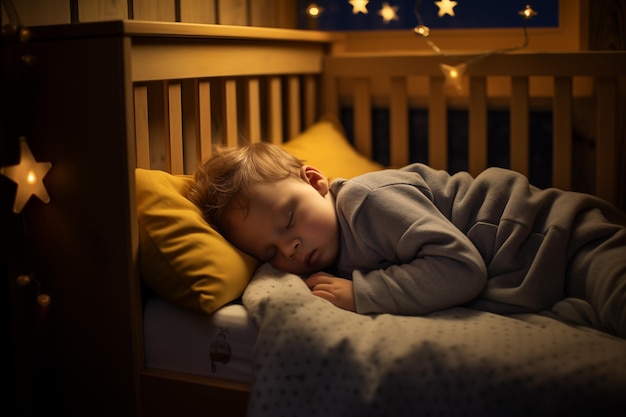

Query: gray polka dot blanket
[[242, 263, 626, 417]]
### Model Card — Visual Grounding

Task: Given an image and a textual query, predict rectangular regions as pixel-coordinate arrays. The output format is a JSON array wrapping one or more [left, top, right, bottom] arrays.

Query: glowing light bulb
[[440, 63, 466, 92], [519, 5, 538, 19], [16, 274, 32, 286], [37, 294, 51, 307], [307, 3, 323, 18], [413, 25, 430, 37]]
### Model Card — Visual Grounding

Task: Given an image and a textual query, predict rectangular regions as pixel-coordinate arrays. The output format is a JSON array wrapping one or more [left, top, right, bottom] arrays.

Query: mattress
[[144, 297, 257, 384]]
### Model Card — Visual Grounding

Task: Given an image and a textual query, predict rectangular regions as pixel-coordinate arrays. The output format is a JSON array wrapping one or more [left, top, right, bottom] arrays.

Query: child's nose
[[279, 238, 301, 259]]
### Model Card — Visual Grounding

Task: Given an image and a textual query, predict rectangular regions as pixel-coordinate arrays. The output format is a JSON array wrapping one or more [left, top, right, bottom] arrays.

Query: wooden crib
[[4, 20, 625, 416]]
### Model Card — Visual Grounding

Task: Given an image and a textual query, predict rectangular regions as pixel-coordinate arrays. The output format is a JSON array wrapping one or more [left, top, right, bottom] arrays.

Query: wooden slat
[[510, 77, 529, 176], [182, 79, 199, 174], [78, 0, 128, 22], [268, 76, 283, 144], [390, 77, 409, 167], [594, 77, 617, 203], [552, 76, 573, 190], [179, 0, 217, 24], [134, 85, 150, 169], [147, 81, 168, 171], [224, 79, 238, 148], [303, 75, 317, 127], [468, 76, 487, 176], [323, 71, 339, 117], [198, 80, 213, 162], [217, 0, 248, 25], [287, 75, 301, 139], [133, 0, 176, 22], [428, 76, 447, 170], [353, 78, 372, 158], [167, 82, 184, 174], [247, 78, 262, 143]]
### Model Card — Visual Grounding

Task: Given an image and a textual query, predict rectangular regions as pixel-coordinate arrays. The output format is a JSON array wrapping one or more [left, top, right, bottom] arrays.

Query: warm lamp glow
[[0, 137, 52, 213], [349, 0, 369, 14], [378, 2, 399, 23], [435, 0, 458, 17]]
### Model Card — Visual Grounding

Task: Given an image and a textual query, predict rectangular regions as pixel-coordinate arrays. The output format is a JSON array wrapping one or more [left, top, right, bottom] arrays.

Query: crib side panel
[[322, 52, 626, 210], [6, 27, 143, 415]]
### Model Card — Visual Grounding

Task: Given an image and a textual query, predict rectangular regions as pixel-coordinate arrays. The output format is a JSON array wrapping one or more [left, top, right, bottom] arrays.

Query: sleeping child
[[188, 142, 626, 338]]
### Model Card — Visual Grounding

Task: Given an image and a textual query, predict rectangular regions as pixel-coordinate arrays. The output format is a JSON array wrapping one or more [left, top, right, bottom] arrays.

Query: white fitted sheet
[[144, 298, 257, 384]]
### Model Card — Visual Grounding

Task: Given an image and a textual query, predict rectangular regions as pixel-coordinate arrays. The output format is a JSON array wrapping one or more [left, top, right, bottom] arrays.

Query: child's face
[[223, 166, 339, 276]]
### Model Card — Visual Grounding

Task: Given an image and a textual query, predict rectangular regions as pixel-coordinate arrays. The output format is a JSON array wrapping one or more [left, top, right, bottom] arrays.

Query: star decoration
[[378, 2, 399, 23], [440, 63, 466, 92], [349, 0, 369, 14], [518, 4, 538, 19], [0, 137, 52, 213], [435, 0, 457, 17]]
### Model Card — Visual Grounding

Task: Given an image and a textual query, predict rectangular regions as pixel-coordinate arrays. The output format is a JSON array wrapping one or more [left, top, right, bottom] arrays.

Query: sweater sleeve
[[346, 181, 487, 315]]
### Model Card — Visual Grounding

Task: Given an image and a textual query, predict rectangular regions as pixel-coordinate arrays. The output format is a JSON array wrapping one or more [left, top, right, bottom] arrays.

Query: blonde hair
[[188, 142, 304, 231]]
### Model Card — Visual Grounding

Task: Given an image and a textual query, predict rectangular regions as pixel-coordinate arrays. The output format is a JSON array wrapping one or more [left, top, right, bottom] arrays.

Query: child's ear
[[300, 165, 329, 195]]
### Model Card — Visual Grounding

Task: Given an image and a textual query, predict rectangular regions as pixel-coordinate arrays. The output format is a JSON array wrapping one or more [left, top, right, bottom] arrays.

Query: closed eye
[[282, 209, 294, 231]]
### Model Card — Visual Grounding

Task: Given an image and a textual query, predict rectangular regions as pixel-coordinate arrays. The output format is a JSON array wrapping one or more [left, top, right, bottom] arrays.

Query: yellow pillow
[[136, 168, 259, 314], [281, 114, 384, 180]]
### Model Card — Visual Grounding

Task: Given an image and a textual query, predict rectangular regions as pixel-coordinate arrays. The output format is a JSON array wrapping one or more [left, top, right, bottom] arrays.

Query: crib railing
[[129, 23, 332, 175], [133, 74, 320, 174], [323, 52, 626, 207]]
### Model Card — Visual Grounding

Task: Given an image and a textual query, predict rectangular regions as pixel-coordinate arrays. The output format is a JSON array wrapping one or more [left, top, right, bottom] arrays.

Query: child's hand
[[304, 272, 356, 312]]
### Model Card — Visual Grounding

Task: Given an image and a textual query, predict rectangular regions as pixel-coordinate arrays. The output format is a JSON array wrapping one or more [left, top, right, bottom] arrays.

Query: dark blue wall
[[297, 0, 558, 31]]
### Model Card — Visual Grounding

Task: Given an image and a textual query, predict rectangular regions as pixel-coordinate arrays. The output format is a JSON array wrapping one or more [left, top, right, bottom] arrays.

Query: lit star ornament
[[519, 4, 538, 19], [378, 2, 399, 23], [440, 63, 466, 92], [349, 0, 369, 14], [435, 0, 457, 17], [1, 137, 52, 213]]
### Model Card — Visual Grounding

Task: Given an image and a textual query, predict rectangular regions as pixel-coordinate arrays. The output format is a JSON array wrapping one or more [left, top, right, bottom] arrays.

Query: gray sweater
[[329, 164, 626, 328]]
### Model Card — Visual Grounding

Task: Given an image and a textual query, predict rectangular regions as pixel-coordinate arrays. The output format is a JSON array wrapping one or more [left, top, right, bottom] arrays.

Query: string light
[[306, 2, 323, 18], [2, 0, 53, 327], [413, 2, 538, 93], [440, 63, 466, 92]]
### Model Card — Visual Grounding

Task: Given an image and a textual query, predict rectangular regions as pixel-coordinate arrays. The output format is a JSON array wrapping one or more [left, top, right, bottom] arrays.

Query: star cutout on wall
[[378, 2, 399, 23], [0, 137, 52, 213], [440, 63, 466, 92], [349, 0, 369, 14], [435, 0, 458, 17]]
